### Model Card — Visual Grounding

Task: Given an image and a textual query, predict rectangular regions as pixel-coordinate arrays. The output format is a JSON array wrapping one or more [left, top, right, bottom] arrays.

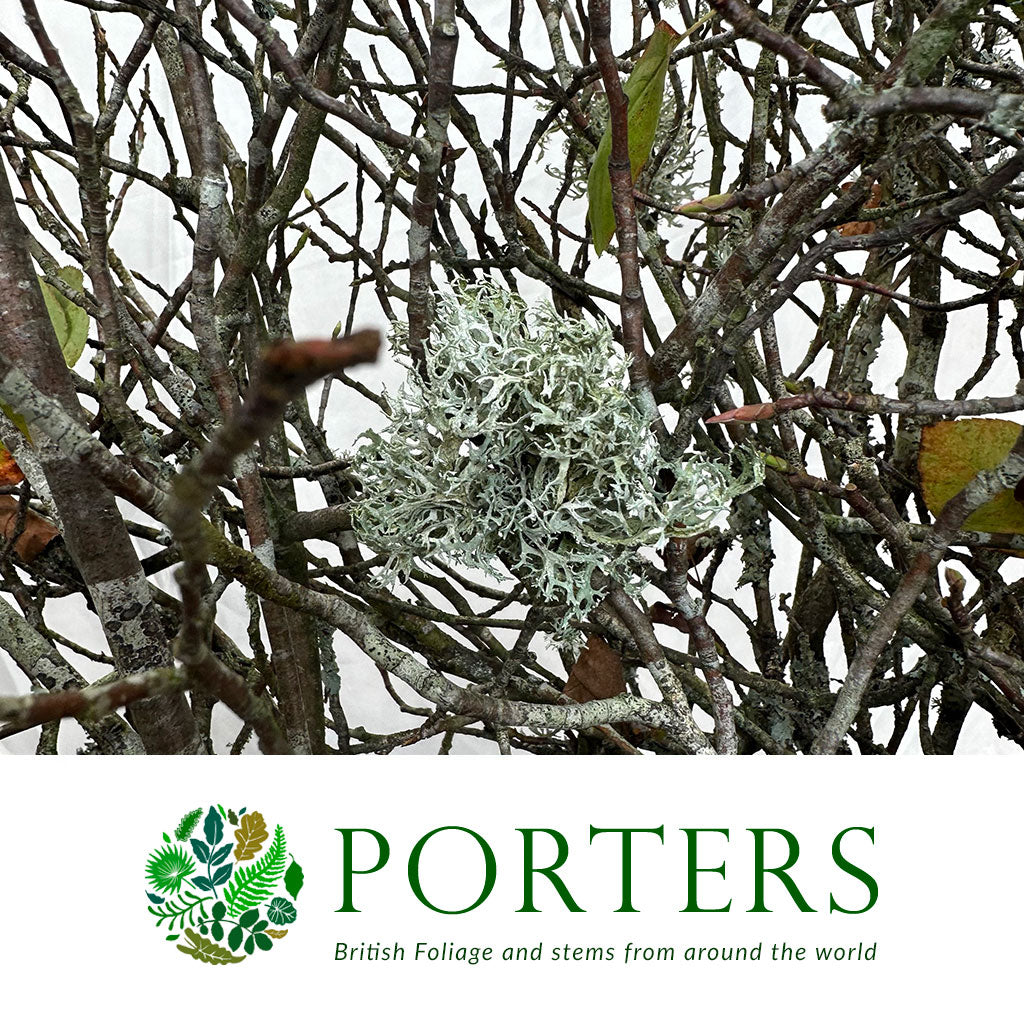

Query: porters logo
[[145, 805, 304, 965]]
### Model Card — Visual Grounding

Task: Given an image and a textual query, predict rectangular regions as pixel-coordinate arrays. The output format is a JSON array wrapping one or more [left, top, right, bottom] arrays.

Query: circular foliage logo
[[145, 805, 303, 965]]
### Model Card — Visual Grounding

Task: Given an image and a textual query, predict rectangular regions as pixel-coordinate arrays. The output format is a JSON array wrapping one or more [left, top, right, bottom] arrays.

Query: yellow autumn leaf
[[919, 419, 1024, 534]]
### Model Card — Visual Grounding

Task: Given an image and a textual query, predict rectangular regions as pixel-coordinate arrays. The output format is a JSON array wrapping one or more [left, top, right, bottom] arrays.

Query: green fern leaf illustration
[[174, 807, 203, 841], [223, 825, 286, 916], [148, 889, 211, 930]]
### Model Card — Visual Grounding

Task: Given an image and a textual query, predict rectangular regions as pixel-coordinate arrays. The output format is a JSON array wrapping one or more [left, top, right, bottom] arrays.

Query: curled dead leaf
[[0, 496, 59, 562], [0, 447, 25, 486], [706, 401, 777, 424]]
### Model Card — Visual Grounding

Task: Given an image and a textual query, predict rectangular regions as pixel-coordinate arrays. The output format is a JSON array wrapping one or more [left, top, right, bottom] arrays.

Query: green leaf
[[228, 926, 243, 952], [223, 825, 287, 916], [244, 934, 255, 956], [210, 842, 233, 866], [587, 20, 683, 254], [145, 844, 197, 896], [211, 863, 234, 886], [0, 402, 30, 443], [210, 920, 224, 943], [266, 897, 296, 926], [204, 806, 224, 847], [284, 857, 304, 900], [920, 419, 1024, 534], [174, 807, 203, 842], [254, 932, 273, 952], [147, 890, 210, 930], [239, 908, 260, 929], [39, 267, 89, 368], [176, 927, 245, 965]]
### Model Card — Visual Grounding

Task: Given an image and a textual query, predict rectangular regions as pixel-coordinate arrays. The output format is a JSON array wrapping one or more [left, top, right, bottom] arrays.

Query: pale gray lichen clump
[[351, 284, 760, 640]]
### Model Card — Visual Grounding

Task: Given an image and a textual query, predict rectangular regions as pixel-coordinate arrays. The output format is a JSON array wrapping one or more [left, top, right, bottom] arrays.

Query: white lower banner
[[1, 757, 1016, 1020]]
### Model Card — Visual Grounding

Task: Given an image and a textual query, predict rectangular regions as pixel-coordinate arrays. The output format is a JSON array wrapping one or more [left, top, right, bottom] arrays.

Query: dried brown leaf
[[565, 635, 626, 704], [0, 496, 59, 562], [837, 182, 882, 237], [706, 401, 777, 424], [0, 448, 24, 486]]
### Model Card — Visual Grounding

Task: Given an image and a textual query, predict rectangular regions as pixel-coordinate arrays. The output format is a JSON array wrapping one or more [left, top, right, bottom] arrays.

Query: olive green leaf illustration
[[265, 929, 288, 939], [234, 811, 269, 862], [146, 844, 197, 895], [223, 825, 286, 915], [176, 927, 246, 965], [174, 808, 203, 842]]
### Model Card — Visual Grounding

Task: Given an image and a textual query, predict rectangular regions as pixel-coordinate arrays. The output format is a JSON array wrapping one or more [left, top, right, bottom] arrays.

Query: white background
[[0, 757, 1019, 1021]]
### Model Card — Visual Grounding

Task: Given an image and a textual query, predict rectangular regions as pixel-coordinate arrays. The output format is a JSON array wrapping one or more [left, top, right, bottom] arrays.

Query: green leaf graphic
[[204, 807, 224, 847], [254, 933, 273, 952], [239, 908, 260, 929], [211, 863, 234, 887], [587, 21, 683, 254], [146, 844, 197, 895], [148, 890, 211, 930], [228, 926, 243, 952], [284, 857, 304, 900], [223, 825, 286, 916], [176, 927, 245, 965], [174, 808, 203, 842], [267, 898, 296, 926], [210, 843, 233, 866], [39, 266, 89, 368]]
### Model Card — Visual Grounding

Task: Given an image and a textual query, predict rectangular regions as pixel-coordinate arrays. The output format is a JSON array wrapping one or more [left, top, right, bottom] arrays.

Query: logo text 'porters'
[[336, 826, 878, 915]]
